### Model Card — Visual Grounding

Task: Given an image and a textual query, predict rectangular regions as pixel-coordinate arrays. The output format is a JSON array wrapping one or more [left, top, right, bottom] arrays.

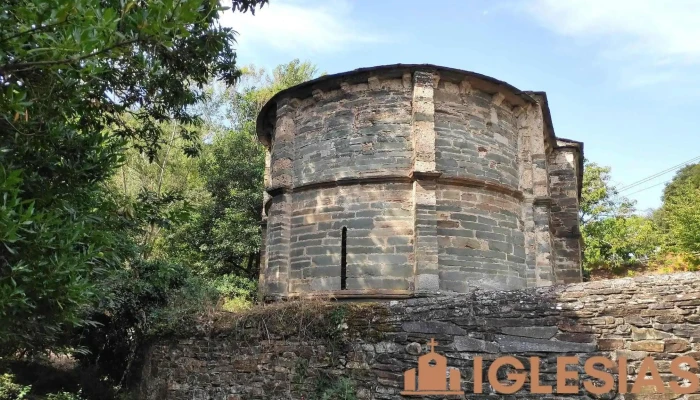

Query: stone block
[[402, 321, 466, 335], [629, 340, 664, 352], [453, 336, 499, 353], [663, 338, 690, 353], [631, 328, 673, 340], [597, 338, 625, 350], [615, 350, 649, 361], [495, 334, 596, 353], [415, 273, 439, 292], [500, 326, 558, 339], [555, 332, 596, 343]]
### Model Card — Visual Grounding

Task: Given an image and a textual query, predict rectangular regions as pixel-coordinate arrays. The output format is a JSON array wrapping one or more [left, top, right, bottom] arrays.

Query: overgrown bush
[[317, 376, 357, 400], [72, 259, 219, 388], [0, 358, 118, 400], [0, 164, 124, 356], [45, 392, 85, 400], [0, 372, 89, 400], [214, 274, 256, 312], [0, 373, 31, 400]]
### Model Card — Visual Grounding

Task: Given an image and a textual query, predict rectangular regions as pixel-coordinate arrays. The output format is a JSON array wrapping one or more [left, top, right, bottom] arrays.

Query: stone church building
[[256, 64, 583, 300]]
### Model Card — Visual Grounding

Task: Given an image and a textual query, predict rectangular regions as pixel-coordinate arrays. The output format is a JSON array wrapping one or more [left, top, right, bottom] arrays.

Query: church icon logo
[[401, 338, 464, 396]]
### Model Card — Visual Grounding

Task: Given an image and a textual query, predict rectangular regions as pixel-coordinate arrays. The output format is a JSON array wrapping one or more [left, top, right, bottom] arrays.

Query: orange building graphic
[[401, 338, 464, 396]]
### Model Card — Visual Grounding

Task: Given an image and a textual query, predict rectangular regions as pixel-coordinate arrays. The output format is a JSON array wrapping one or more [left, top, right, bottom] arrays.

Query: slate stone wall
[[436, 184, 527, 291], [434, 83, 520, 188], [548, 142, 584, 284], [261, 193, 292, 296], [256, 65, 584, 298], [291, 78, 414, 187], [138, 272, 700, 399], [287, 182, 414, 294]]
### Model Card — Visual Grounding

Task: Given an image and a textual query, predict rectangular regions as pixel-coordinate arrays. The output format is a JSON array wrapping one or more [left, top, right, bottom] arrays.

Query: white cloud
[[519, 0, 700, 85], [220, 0, 386, 56]]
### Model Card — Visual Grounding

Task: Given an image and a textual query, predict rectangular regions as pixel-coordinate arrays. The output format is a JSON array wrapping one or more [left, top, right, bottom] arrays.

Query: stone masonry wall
[[292, 78, 414, 187], [548, 143, 583, 284], [140, 272, 700, 399], [257, 65, 584, 298], [436, 184, 527, 291], [288, 182, 414, 294], [434, 82, 520, 188], [259, 193, 292, 296]]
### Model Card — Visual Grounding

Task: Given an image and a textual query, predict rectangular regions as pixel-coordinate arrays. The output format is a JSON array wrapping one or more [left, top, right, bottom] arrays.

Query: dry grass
[[195, 297, 389, 346], [588, 253, 699, 280], [209, 298, 347, 345]]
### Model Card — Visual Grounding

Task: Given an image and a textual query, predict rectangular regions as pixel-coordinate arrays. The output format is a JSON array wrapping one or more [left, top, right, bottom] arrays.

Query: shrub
[[214, 274, 256, 312], [46, 392, 85, 400], [0, 373, 31, 400]]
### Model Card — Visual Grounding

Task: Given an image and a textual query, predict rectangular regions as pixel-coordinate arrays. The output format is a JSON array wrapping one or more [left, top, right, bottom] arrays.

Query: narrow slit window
[[341, 227, 347, 290]]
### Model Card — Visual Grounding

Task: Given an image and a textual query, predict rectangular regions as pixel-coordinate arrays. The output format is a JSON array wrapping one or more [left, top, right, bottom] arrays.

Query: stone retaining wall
[[138, 272, 700, 399]]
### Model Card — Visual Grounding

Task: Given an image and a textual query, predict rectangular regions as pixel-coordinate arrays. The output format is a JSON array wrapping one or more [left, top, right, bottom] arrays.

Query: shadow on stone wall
[[139, 272, 700, 399]]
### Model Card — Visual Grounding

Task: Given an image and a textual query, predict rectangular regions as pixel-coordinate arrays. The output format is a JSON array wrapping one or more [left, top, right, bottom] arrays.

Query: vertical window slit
[[341, 227, 347, 290]]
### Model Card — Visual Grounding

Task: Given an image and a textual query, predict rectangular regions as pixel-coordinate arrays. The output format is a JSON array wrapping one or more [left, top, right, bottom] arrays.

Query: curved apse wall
[[256, 64, 584, 300]]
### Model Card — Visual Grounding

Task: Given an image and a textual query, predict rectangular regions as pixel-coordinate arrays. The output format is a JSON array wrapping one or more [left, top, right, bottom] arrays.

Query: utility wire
[[618, 155, 700, 193], [624, 181, 669, 196]]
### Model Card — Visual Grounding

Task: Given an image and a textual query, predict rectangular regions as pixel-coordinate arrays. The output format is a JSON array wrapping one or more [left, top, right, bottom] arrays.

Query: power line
[[618, 155, 700, 193], [619, 155, 700, 192], [625, 181, 669, 197]]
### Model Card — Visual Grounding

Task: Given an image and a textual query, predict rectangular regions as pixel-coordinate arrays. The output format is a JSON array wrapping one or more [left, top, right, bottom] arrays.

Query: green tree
[[0, 0, 266, 355], [167, 128, 265, 277], [664, 183, 700, 266], [71, 61, 320, 389], [111, 119, 209, 259], [71, 61, 318, 389], [658, 163, 700, 267], [166, 60, 320, 278], [580, 162, 633, 224], [662, 163, 700, 201], [579, 160, 659, 271]]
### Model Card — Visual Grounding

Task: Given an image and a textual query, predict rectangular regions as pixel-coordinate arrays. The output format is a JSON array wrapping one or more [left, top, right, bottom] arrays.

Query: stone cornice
[[263, 175, 524, 203], [257, 64, 544, 145], [437, 176, 524, 200]]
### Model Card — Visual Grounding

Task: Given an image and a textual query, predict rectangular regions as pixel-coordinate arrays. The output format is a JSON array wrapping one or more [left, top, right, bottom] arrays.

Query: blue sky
[[222, 0, 700, 212]]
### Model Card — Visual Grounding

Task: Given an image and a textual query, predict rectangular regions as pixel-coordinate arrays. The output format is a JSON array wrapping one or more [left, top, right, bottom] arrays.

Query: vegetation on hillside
[[0, 58, 320, 397], [581, 160, 700, 277], [0, 0, 317, 397]]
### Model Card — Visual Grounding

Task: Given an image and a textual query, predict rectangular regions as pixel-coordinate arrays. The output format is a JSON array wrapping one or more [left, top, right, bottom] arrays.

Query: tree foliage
[[0, 0, 267, 355], [165, 60, 319, 277], [3, 0, 319, 396], [580, 162, 633, 223], [61, 60, 318, 393], [664, 183, 700, 264], [662, 163, 700, 202], [659, 163, 700, 266], [579, 160, 659, 271], [580, 160, 700, 273]]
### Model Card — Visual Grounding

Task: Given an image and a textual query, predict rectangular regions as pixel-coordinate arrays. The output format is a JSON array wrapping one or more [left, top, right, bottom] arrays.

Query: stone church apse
[[255, 64, 584, 300]]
